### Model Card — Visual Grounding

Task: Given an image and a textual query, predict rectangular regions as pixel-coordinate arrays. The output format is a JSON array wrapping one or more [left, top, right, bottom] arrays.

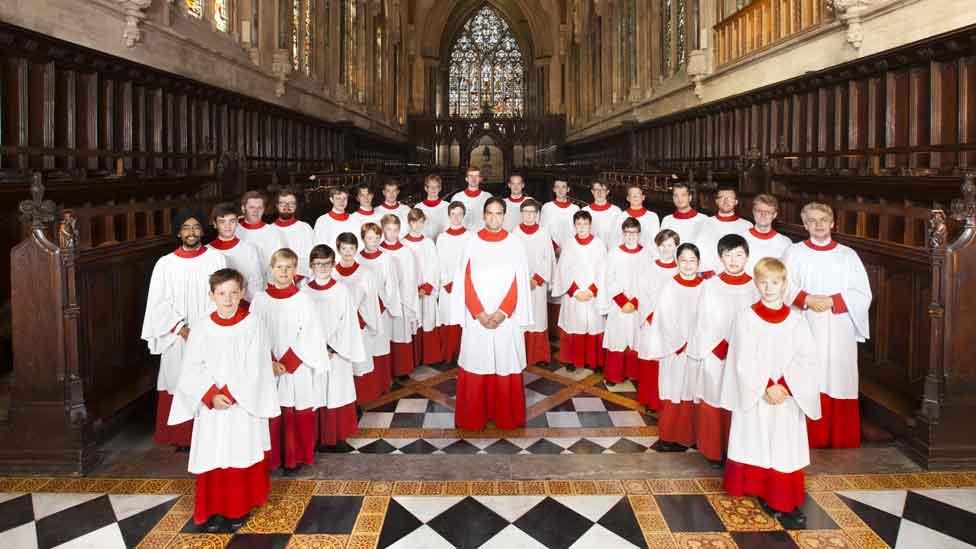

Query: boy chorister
[[646, 243, 705, 452], [687, 234, 758, 466], [514, 199, 556, 366], [313, 187, 359, 249], [236, 191, 286, 280], [552, 210, 608, 372], [168, 268, 277, 532], [273, 188, 316, 278], [783, 202, 871, 449], [358, 222, 402, 390], [333, 232, 386, 403], [402, 208, 443, 366], [142, 208, 227, 448], [540, 178, 581, 254], [635, 230, 680, 410], [415, 175, 450, 240], [602, 217, 648, 385], [722, 258, 820, 523], [660, 182, 709, 247], [503, 174, 531, 232], [379, 214, 421, 379], [694, 186, 753, 277], [583, 180, 623, 249], [249, 248, 329, 475], [378, 179, 411, 238], [616, 184, 661, 250], [208, 202, 265, 304], [742, 194, 793, 275], [302, 245, 367, 450], [435, 202, 471, 362], [451, 167, 492, 230], [350, 183, 381, 233]]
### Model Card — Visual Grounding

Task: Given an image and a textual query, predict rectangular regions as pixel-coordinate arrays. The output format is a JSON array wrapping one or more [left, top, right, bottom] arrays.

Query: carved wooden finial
[[58, 210, 79, 251], [19, 172, 56, 231], [927, 209, 947, 249], [950, 173, 976, 222]]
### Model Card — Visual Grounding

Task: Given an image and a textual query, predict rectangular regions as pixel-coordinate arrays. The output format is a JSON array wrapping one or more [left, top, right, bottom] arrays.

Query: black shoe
[[204, 515, 226, 533], [605, 380, 616, 387], [282, 465, 303, 477], [708, 458, 725, 470], [785, 508, 806, 525], [227, 513, 250, 532], [651, 440, 688, 452], [320, 440, 354, 453], [758, 499, 783, 518], [356, 407, 364, 421], [566, 364, 577, 372], [175, 446, 191, 453]]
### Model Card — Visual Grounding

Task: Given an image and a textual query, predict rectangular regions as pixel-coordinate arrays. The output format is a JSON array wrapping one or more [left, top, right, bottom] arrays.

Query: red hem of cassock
[[547, 303, 560, 337], [604, 348, 639, 383], [194, 460, 269, 524], [372, 354, 393, 395], [724, 460, 805, 513], [390, 341, 416, 376], [354, 371, 382, 405], [807, 393, 861, 449], [695, 401, 731, 461], [437, 325, 462, 362], [417, 330, 443, 365], [455, 369, 526, 431], [659, 399, 696, 446], [524, 330, 551, 366], [636, 359, 661, 411], [558, 330, 606, 369], [266, 407, 317, 470], [318, 403, 358, 446], [154, 391, 193, 446]]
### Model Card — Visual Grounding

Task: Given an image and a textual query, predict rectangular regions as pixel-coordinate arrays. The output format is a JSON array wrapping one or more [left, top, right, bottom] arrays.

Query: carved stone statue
[[59, 210, 79, 251]]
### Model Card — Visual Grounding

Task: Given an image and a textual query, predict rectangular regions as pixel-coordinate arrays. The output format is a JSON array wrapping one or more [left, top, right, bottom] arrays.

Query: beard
[[278, 212, 295, 220], [181, 236, 202, 249]]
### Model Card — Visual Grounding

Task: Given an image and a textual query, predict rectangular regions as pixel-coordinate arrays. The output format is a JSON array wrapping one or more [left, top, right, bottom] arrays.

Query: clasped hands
[[212, 394, 234, 410], [763, 384, 790, 405], [476, 310, 507, 329], [574, 289, 595, 302], [804, 294, 833, 313]]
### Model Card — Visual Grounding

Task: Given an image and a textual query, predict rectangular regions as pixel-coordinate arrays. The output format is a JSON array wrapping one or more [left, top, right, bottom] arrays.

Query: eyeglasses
[[311, 261, 333, 268], [623, 230, 641, 235]]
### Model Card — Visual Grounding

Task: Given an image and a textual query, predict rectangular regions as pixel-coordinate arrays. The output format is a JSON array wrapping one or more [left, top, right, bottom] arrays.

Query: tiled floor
[[2, 473, 976, 548]]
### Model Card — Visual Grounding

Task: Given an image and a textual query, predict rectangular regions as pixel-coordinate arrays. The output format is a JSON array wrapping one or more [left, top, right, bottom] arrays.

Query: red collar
[[404, 234, 424, 242], [210, 307, 249, 326], [672, 209, 699, 220], [719, 272, 753, 285], [308, 278, 337, 291], [626, 207, 647, 217], [380, 240, 403, 251], [519, 223, 539, 235], [239, 220, 266, 229], [380, 202, 400, 210], [804, 239, 838, 251], [478, 229, 508, 242], [174, 246, 207, 258], [463, 188, 482, 198], [208, 237, 239, 250], [716, 212, 739, 222], [749, 227, 778, 240], [752, 301, 790, 323], [274, 217, 297, 227], [335, 261, 359, 276], [422, 198, 442, 207], [575, 234, 594, 245], [356, 208, 374, 216], [674, 274, 703, 287], [360, 249, 382, 260], [446, 227, 466, 236], [266, 283, 299, 299], [508, 195, 526, 203], [329, 210, 350, 221], [589, 202, 612, 211], [553, 199, 572, 209], [294, 274, 306, 284], [656, 259, 677, 269], [620, 244, 644, 254]]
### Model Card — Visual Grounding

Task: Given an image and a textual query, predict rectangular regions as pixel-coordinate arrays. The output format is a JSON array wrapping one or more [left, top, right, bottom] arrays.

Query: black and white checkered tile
[[0, 492, 178, 549], [377, 493, 647, 548], [346, 435, 659, 455], [838, 487, 976, 548], [359, 395, 653, 431]]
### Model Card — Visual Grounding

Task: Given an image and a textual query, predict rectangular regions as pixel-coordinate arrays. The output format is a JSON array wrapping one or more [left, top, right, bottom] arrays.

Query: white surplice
[[169, 310, 279, 474], [141, 247, 227, 394], [603, 244, 650, 352], [451, 188, 493, 231], [741, 227, 794, 278], [503, 196, 531, 232], [358, 249, 403, 357], [694, 214, 754, 274], [613, 208, 662, 251], [207, 238, 265, 301], [783, 240, 872, 400], [583, 202, 624, 250], [235, 221, 286, 279], [403, 234, 440, 334], [313, 211, 360, 250], [380, 241, 421, 343], [274, 219, 316, 277], [552, 235, 608, 335], [721, 304, 822, 472], [435, 228, 472, 328], [301, 278, 366, 410], [643, 275, 706, 404], [540, 200, 580, 252], [660, 210, 710, 246], [635, 260, 680, 360], [415, 199, 450, 241], [514, 223, 556, 333], [377, 202, 411, 238], [333, 261, 381, 376]]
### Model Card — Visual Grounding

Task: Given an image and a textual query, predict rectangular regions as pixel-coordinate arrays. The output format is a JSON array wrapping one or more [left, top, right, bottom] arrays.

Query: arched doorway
[[469, 135, 504, 183]]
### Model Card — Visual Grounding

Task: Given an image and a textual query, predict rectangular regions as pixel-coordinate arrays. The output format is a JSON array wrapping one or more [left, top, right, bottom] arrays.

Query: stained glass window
[[448, 6, 525, 117], [677, 0, 687, 67], [292, 0, 301, 72], [662, 0, 672, 74], [214, 0, 229, 32], [303, 0, 313, 76], [186, 0, 203, 19]]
